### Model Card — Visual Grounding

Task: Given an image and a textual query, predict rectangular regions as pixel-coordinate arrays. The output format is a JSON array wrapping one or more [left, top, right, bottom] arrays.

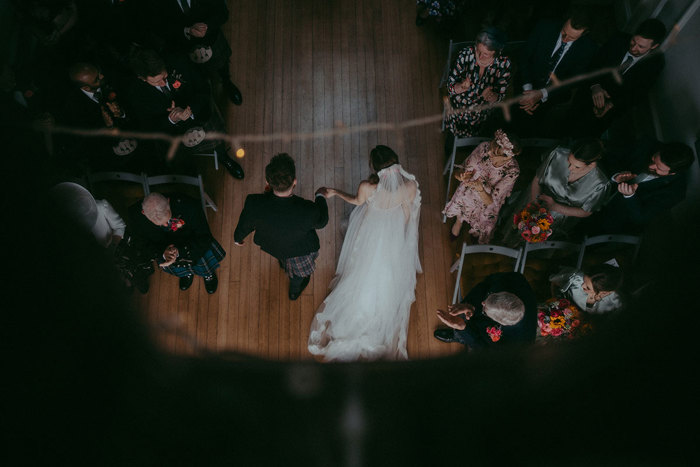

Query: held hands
[[519, 90, 543, 114], [538, 194, 558, 211], [617, 182, 638, 196], [167, 101, 193, 122], [315, 187, 334, 198], [189, 22, 208, 38], [453, 76, 472, 94], [481, 86, 498, 103], [590, 84, 610, 110]]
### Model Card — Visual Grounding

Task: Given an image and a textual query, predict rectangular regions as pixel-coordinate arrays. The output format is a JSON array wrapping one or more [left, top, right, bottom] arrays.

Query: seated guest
[[434, 272, 537, 349], [443, 129, 521, 243], [499, 138, 610, 244], [58, 62, 141, 171], [444, 27, 511, 140], [125, 49, 244, 178], [550, 264, 624, 314], [146, 0, 242, 105], [50, 182, 126, 249], [569, 19, 666, 137], [127, 193, 225, 294], [513, 7, 598, 136], [582, 140, 695, 235]]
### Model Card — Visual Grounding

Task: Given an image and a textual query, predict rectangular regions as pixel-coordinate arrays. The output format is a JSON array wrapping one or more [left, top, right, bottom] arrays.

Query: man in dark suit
[[582, 140, 695, 235], [433, 272, 538, 349], [58, 62, 143, 171], [234, 153, 329, 300], [125, 48, 244, 178], [147, 0, 242, 105], [570, 19, 666, 137], [127, 192, 225, 294], [513, 7, 598, 136]]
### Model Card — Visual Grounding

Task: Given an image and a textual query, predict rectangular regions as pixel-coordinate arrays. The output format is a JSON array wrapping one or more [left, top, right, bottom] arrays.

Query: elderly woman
[[443, 129, 521, 243], [444, 27, 512, 138], [501, 138, 611, 243], [550, 264, 624, 314]]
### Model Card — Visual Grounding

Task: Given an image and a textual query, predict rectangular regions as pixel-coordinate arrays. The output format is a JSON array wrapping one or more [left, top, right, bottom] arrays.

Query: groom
[[234, 153, 329, 300]]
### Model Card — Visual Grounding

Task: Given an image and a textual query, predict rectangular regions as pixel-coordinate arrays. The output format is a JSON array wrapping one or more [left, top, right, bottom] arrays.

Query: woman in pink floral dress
[[443, 129, 521, 243]]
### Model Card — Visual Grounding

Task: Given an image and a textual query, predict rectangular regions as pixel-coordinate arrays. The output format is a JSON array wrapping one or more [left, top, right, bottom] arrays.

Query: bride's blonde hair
[[368, 145, 399, 184]]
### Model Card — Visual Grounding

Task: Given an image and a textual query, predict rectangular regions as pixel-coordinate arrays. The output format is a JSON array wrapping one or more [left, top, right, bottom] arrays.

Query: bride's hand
[[316, 187, 333, 198]]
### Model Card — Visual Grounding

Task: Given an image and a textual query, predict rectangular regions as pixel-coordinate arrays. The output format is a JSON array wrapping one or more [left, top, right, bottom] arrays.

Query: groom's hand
[[315, 187, 330, 198]]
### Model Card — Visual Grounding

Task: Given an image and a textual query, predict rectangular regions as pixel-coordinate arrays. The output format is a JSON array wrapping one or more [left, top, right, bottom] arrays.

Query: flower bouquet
[[537, 298, 590, 340], [513, 201, 554, 243]]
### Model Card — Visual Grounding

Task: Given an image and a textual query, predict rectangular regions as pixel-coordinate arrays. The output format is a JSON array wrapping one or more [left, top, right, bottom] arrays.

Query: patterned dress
[[445, 46, 512, 137], [443, 142, 520, 243]]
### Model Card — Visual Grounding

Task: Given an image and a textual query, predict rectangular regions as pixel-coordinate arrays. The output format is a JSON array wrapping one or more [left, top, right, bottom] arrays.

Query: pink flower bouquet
[[513, 201, 554, 243], [537, 298, 590, 340]]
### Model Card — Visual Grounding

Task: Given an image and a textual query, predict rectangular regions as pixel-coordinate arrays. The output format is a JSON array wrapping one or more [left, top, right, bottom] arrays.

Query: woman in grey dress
[[501, 139, 611, 243]]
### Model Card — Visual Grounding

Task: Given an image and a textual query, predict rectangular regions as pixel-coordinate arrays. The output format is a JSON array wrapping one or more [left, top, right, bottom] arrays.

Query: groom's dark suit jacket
[[234, 191, 329, 260]]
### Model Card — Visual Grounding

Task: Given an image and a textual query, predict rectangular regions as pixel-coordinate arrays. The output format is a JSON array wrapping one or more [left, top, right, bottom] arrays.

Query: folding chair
[[146, 174, 218, 219], [451, 243, 522, 304], [518, 240, 582, 299], [442, 136, 491, 222], [191, 95, 228, 171], [87, 171, 149, 219], [576, 234, 642, 270], [439, 40, 473, 89]]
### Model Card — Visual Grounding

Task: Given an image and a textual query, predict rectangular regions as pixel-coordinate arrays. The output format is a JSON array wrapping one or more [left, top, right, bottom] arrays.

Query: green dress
[[500, 147, 610, 244]]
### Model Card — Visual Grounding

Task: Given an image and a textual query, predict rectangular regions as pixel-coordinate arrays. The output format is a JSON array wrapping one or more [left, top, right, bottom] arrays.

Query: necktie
[[159, 84, 172, 99], [546, 41, 567, 83], [619, 55, 635, 74]]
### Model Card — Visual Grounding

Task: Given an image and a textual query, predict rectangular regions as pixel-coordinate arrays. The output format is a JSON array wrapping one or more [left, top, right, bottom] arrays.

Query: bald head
[[142, 193, 171, 226], [68, 62, 103, 92]]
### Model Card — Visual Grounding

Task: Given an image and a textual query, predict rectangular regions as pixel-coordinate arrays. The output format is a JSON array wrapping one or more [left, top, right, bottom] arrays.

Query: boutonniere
[[486, 326, 502, 342], [107, 91, 117, 101], [24, 89, 34, 98], [167, 217, 186, 232], [169, 70, 185, 89]]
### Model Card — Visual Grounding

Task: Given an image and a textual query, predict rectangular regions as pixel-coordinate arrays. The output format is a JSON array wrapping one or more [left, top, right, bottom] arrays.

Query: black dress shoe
[[219, 155, 245, 179], [434, 328, 457, 343], [179, 274, 194, 291], [288, 276, 310, 301], [203, 272, 218, 294], [223, 80, 242, 105]]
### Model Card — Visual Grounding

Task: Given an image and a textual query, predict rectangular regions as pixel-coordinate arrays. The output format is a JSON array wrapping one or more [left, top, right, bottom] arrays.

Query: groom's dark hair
[[266, 153, 296, 192]]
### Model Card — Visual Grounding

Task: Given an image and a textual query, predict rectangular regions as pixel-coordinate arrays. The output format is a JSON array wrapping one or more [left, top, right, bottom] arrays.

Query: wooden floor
[[135, 0, 464, 360]]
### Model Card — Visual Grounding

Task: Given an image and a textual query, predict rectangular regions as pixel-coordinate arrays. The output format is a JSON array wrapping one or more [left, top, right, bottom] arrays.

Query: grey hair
[[475, 29, 506, 52], [483, 292, 525, 326], [142, 193, 170, 222]]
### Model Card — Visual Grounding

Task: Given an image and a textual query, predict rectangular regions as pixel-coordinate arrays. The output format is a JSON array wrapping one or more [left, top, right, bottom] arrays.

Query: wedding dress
[[308, 164, 422, 361]]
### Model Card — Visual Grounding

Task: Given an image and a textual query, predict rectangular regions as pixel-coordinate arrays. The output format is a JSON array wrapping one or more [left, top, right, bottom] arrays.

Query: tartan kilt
[[161, 238, 226, 278], [284, 251, 319, 278]]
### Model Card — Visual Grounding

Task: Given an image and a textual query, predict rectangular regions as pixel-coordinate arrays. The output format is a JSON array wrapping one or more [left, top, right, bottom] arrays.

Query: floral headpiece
[[494, 129, 515, 157]]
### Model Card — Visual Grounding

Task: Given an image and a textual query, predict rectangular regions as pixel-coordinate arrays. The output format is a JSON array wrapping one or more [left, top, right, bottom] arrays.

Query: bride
[[308, 145, 422, 361]]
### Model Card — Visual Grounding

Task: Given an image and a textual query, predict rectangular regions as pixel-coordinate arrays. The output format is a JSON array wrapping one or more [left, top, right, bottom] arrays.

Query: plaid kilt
[[161, 239, 226, 278], [284, 251, 319, 278]]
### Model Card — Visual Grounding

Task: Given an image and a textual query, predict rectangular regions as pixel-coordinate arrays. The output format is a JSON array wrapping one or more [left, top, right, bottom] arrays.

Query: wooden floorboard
[[142, 0, 459, 360]]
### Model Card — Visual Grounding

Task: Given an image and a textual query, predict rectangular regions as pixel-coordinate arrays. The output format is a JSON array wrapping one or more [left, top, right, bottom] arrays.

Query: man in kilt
[[234, 153, 328, 300], [127, 192, 225, 294]]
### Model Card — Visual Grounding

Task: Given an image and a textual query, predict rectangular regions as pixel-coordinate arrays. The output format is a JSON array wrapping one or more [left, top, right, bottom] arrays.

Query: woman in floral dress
[[443, 129, 521, 243], [445, 27, 512, 138]]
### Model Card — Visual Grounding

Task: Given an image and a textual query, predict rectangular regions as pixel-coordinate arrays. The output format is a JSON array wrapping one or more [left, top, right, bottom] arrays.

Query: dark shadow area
[[5, 121, 698, 466]]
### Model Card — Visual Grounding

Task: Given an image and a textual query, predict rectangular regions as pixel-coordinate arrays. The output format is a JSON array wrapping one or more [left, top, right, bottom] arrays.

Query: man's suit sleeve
[[234, 195, 256, 243], [313, 195, 329, 230], [177, 196, 214, 261]]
